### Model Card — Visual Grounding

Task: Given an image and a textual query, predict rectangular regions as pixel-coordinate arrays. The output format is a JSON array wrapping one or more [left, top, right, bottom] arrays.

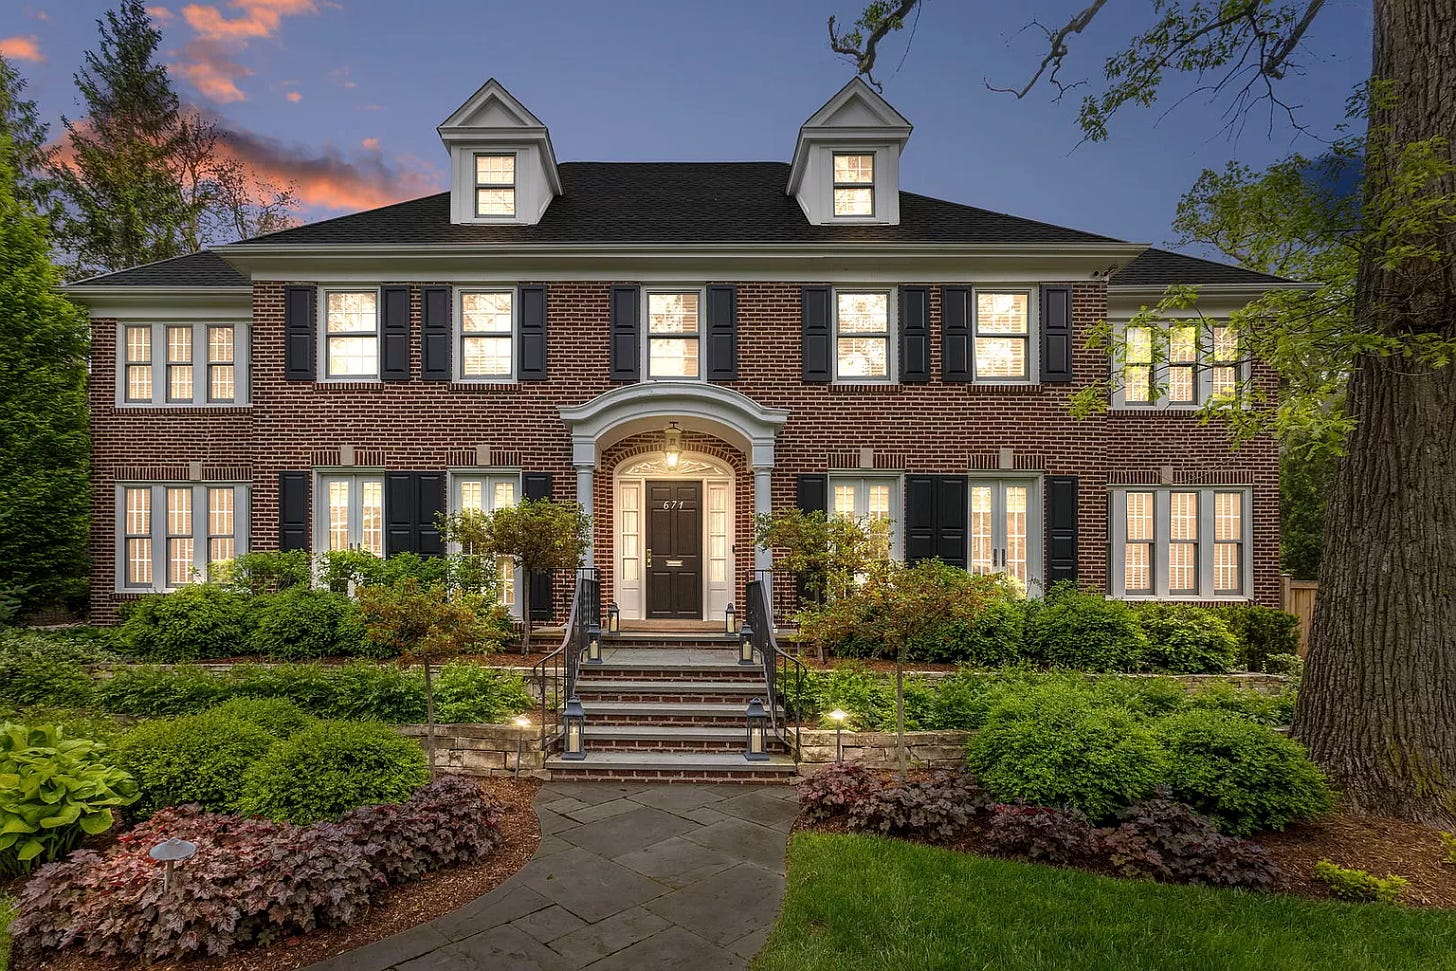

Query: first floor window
[[1110, 487, 1250, 599], [324, 290, 379, 378], [460, 290, 514, 379], [320, 474, 384, 556], [119, 483, 248, 591], [646, 291, 701, 379], [829, 475, 899, 561], [834, 290, 892, 380], [453, 473, 521, 609], [973, 291, 1032, 382], [119, 323, 246, 405], [968, 478, 1042, 589]]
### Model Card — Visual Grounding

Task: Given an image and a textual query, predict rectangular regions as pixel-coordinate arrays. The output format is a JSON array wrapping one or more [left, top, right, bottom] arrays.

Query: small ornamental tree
[[439, 498, 591, 653], [356, 580, 506, 776], [755, 509, 892, 609]]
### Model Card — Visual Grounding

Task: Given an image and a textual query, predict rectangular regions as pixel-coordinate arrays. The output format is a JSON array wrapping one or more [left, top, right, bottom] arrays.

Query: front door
[[645, 480, 702, 618]]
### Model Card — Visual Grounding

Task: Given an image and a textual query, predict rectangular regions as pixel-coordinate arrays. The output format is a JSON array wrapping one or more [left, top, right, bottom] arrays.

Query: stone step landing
[[545, 750, 796, 784]]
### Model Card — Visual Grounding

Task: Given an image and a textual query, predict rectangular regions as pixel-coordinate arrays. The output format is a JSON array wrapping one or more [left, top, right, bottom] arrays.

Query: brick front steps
[[545, 750, 796, 783]]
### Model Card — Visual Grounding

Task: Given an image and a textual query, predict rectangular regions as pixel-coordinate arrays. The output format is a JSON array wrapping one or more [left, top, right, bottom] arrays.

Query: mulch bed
[[16, 776, 543, 971]]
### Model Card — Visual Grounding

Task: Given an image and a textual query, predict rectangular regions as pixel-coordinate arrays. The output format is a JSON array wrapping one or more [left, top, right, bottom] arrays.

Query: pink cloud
[[181, 0, 317, 41], [176, 39, 251, 103], [285, 90, 301, 102], [361, 137, 379, 150], [0, 35, 44, 62], [174, 0, 319, 103], [147, 5, 174, 21]]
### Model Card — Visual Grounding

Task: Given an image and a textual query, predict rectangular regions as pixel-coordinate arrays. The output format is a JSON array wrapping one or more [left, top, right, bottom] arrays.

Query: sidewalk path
[[307, 781, 798, 971]]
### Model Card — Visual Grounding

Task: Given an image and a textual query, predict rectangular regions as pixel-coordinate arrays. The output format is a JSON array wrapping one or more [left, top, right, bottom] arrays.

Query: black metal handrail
[[530, 568, 600, 754], [746, 577, 804, 762]]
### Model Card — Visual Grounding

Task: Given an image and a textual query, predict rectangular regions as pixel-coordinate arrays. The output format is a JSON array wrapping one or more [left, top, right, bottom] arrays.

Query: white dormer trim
[[438, 79, 561, 226], [788, 78, 912, 227]]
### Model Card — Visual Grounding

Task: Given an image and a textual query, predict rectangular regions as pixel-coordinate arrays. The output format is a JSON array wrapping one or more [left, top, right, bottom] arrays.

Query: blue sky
[[2, 0, 1372, 254]]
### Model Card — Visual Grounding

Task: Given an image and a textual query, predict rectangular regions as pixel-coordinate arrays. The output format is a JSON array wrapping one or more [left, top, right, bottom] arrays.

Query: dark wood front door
[[645, 481, 702, 618]]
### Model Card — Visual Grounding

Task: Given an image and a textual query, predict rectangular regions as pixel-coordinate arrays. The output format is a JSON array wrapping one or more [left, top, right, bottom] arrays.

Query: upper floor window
[[474, 154, 516, 217], [324, 289, 379, 379], [646, 291, 701, 379], [119, 323, 247, 405], [319, 473, 385, 556], [832, 153, 874, 217], [1116, 322, 1244, 408], [835, 290, 893, 381], [1110, 486, 1250, 599], [974, 291, 1032, 382], [117, 482, 248, 591], [459, 290, 515, 380]]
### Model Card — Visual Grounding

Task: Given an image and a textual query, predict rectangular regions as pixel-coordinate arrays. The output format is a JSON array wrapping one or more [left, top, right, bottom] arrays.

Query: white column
[[753, 467, 773, 575], [576, 463, 595, 566]]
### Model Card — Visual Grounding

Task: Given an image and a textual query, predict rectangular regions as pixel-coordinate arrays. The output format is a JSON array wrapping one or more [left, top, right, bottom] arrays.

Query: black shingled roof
[[1109, 247, 1290, 287], [69, 249, 248, 288]]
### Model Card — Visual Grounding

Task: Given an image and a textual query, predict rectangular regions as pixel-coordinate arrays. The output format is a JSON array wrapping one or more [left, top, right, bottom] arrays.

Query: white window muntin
[[1108, 486, 1252, 599], [833, 288, 897, 383], [1111, 322, 1248, 410], [967, 476, 1044, 592], [456, 289, 517, 381], [473, 152, 517, 218], [642, 287, 705, 381], [450, 470, 523, 617], [828, 474, 902, 560], [315, 473, 386, 556], [117, 322, 248, 406], [115, 483, 249, 592], [971, 288, 1037, 385], [319, 287, 381, 381]]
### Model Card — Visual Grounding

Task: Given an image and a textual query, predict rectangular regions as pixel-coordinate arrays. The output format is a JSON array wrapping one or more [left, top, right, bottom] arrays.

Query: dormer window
[[833, 153, 875, 217], [474, 154, 516, 217]]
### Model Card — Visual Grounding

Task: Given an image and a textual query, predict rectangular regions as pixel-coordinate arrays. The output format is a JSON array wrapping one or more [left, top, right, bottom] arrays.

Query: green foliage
[[1158, 710, 1332, 836], [115, 583, 253, 661], [1282, 437, 1338, 579], [1218, 605, 1302, 672], [1181, 680, 1297, 728], [0, 723, 138, 876], [204, 697, 313, 738], [221, 550, 312, 594], [236, 720, 429, 824], [781, 664, 936, 731], [968, 682, 1168, 819], [1137, 604, 1239, 674], [356, 580, 509, 663], [0, 654, 95, 709], [432, 664, 536, 724], [315, 549, 451, 593], [0, 893, 12, 971], [1264, 653, 1305, 679], [754, 508, 893, 605], [248, 587, 366, 660], [1314, 860, 1410, 905], [114, 711, 275, 815], [96, 663, 225, 716], [1439, 831, 1456, 866], [1026, 589, 1149, 672], [958, 597, 1032, 667]]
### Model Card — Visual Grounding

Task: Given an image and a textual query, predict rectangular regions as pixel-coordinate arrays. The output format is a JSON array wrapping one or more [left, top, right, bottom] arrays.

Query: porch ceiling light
[[663, 421, 683, 469]]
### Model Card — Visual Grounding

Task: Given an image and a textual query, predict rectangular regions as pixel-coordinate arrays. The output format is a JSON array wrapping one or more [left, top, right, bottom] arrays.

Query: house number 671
[[661, 500, 685, 510]]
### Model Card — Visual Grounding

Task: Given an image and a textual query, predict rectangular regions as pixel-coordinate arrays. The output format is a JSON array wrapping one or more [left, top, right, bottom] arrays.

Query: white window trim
[[971, 287, 1039, 386], [313, 471, 387, 555], [641, 286, 707, 382], [832, 286, 898, 384], [827, 473, 903, 560], [448, 469, 523, 619], [966, 473, 1044, 594], [115, 321, 250, 407], [455, 287, 518, 382], [472, 151, 518, 219], [317, 286, 382, 382], [1110, 321, 1249, 411], [1108, 486, 1254, 600], [814, 144, 896, 226], [831, 151, 876, 219], [114, 482, 250, 593]]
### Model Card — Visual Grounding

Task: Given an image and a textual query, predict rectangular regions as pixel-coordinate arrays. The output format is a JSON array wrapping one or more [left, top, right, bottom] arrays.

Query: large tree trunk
[[1292, 0, 1456, 826]]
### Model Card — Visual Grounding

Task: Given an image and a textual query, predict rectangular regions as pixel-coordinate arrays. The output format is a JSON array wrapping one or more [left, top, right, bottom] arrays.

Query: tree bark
[[1293, 0, 1456, 826]]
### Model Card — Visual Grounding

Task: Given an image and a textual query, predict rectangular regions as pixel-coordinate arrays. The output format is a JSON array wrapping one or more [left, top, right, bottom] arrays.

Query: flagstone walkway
[[307, 781, 798, 971]]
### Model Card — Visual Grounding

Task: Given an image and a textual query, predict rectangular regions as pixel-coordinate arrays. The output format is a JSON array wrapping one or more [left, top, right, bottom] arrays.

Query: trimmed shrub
[[1137, 603, 1239, 674], [115, 583, 253, 662], [780, 664, 937, 731], [1025, 590, 1149, 672], [968, 682, 1167, 819], [248, 587, 366, 660], [237, 720, 429, 824], [325, 775, 502, 884], [0, 724, 138, 876], [222, 549, 313, 595], [1314, 860, 1409, 904], [983, 804, 1097, 864], [959, 597, 1032, 667], [1181, 680, 1295, 727], [433, 664, 535, 723], [0, 655, 94, 708], [1158, 709, 1331, 835], [1094, 794, 1286, 890], [1219, 604, 1301, 672], [205, 697, 314, 737], [114, 712, 275, 816]]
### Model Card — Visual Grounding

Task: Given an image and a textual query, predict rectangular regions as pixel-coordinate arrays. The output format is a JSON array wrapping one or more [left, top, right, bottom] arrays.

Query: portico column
[[575, 463, 595, 567], [753, 466, 774, 575]]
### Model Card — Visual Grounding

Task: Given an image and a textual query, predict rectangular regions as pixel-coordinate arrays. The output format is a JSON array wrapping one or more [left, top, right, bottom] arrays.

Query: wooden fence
[[1281, 576, 1318, 657]]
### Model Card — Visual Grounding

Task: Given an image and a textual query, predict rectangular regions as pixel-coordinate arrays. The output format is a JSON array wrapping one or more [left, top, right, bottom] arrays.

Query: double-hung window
[[1115, 322, 1246, 408], [208, 326, 236, 401], [474, 154, 516, 217], [119, 323, 246, 405], [646, 291, 701, 379], [968, 478, 1043, 590], [453, 473, 521, 612], [166, 326, 193, 402], [459, 290, 515, 379], [1110, 487, 1251, 599], [118, 483, 249, 591], [829, 475, 899, 561], [832, 153, 875, 217], [323, 290, 379, 379], [834, 290, 893, 381], [319, 474, 385, 556], [973, 290, 1033, 382], [124, 326, 152, 402]]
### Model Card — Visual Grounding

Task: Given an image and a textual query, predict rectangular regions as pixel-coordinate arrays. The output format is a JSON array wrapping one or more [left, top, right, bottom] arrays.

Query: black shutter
[[905, 475, 968, 568], [518, 285, 548, 380], [1041, 286, 1073, 383], [705, 284, 739, 381], [941, 286, 971, 382], [1045, 475, 1079, 585], [609, 286, 640, 381], [278, 472, 310, 551], [380, 286, 410, 381], [796, 475, 828, 515], [284, 286, 314, 381], [416, 473, 445, 556], [899, 286, 930, 383], [421, 286, 451, 381], [523, 473, 554, 620], [385, 472, 418, 555], [801, 286, 832, 382]]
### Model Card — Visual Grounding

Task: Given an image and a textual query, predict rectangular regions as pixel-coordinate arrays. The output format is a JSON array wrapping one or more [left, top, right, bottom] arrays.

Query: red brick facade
[[88, 279, 1280, 622]]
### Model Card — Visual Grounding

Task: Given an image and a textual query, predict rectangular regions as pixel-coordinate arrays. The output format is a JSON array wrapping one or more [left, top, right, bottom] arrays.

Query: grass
[[754, 833, 1456, 971], [0, 895, 14, 971]]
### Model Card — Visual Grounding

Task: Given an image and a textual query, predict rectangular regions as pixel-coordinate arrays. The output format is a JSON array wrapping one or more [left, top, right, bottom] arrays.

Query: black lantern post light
[[738, 618, 755, 665], [828, 708, 848, 763], [149, 837, 197, 892], [563, 697, 587, 760], [745, 697, 769, 761]]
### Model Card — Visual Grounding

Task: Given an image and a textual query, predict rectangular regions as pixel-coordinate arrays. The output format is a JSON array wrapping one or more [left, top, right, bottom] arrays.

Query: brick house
[[68, 78, 1289, 627]]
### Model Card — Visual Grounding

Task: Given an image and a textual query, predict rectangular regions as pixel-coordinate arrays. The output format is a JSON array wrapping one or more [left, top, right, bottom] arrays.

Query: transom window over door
[[974, 291, 1032, 382], [453, 473, 520, 611], [646, 291, 701, 379], [320, 474, 384, 556], [460, 290, 514, 379], [1110, 487, 1251, 599], [474, 154, 516, 217], [835, 290, 892, 381], [117, 483, 249, 591], [969, 478, 1042, 590], [324, 290, 379, 379], [832, 152, 874, 216]]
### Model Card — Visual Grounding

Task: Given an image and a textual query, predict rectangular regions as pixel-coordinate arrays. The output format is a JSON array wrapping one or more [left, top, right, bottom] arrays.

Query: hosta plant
[[0, 723, 138, 876]]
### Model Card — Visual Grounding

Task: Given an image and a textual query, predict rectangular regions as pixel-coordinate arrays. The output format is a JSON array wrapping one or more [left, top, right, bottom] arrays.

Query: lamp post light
[[828, 708, 848, 764], [745, 697, 769, 761], [149, 837, 197, 892], [724, 602, 737, 635], [562, 697, 587, 760], [607, 601, 620, 634], [586, 622, 603, 664], [513, 714, 531, 779], [738, 618, 755, 665]]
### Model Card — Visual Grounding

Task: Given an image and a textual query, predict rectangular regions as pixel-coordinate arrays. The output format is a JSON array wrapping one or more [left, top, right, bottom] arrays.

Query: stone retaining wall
[[794, 728, 974, 773], [396, 723, 549, 779]]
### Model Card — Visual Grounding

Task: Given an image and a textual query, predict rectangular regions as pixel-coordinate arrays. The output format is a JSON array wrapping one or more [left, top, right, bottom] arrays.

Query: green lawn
[[754, 833, 1456, 971], [0, 895, 14, 971]]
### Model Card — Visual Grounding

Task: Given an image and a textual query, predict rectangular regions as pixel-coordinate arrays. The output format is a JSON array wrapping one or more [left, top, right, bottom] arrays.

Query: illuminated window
[[827, 475, 899, 561], [166, 326, 193, 402], [1116, 323, 1245, 408], [1214, 491, 1244, 595], [318, 474, 386, 557], [208, 326, 236, 402], [123, 487, 152, 588], [124, 326, 152, 402], [968, 479, 1042, 589], [1168, 491, 1198, 594], [324, 290, 379, 378], [118, 483, 248, 591], [1123, 491, 1155, 595], [474, 154, 515, 217], [121, 324, 245, 405], [460, 290, 514, 379], [453, 473, 521, 610], [834, 291, 892, 380], [1112, 487, 1250, 598], [973, 291, 1032, 382], [832, 152, 874, 216], [646, 291, 701, 379]]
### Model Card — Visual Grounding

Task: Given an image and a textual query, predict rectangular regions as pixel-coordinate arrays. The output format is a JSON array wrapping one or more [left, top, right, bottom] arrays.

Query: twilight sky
[[2, 0, 1372, 255]]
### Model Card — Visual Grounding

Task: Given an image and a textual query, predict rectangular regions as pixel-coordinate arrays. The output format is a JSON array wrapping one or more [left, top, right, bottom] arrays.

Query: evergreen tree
[[0, 55, 54, 217]]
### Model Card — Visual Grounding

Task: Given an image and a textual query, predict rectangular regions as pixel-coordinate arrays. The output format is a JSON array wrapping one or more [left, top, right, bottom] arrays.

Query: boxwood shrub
[[1218, 604, 1301, 672], [1025, 590, 1149, 672], [115, 583, 253, 662], [1137, 603, 1239, 674], [247, 587, 366, 660], [114, 712, 276, 816], [205, 697, 314, 737]]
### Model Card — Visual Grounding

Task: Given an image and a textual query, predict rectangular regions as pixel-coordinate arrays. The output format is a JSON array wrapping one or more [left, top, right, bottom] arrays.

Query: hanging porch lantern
[[562, 697, 587, 760], [663, 421, 683, 469], [744, 697, 769, 761]]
